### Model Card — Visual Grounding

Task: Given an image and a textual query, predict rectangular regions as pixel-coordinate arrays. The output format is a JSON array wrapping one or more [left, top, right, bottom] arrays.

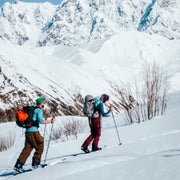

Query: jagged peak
[[0, 0, 179, 47]]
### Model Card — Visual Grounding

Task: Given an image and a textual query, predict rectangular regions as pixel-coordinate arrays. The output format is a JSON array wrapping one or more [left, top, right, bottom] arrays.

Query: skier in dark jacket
[[14, 97, 55, 173], [81, 94, 112, 153]]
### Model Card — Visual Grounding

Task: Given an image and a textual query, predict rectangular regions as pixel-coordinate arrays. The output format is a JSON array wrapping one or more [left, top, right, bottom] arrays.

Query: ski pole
[[44, 120, 54, 165], [43, 124, 47, 139], [111, 111, 122, 145]]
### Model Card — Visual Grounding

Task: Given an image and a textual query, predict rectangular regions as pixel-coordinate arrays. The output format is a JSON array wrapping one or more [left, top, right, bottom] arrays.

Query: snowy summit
[[0, 0, 179, 46]]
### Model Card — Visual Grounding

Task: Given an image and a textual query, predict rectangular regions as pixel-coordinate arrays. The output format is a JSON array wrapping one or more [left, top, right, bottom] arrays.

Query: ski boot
[[14, 160, 25, 173], [92, 144, 102, 152], [81, 141, 90, 153]]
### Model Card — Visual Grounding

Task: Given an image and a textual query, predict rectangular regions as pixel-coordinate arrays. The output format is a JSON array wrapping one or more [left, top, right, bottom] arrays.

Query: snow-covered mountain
[[0, 0, 180, 120], [0, 52, 82, 120], [0, 0, 179, 46], [0, 31, 179, 120]]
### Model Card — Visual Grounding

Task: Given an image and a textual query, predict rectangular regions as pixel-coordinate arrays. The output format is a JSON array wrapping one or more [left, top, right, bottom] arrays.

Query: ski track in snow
[[124, 129, 180, 144], [0, 125, 180, 180]]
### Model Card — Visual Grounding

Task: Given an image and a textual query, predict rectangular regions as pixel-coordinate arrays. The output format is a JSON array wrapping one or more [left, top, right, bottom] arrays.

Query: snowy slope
[[0, 40, 83, 116], [0, 0, 179, 46], [0, 31, 180, 115], [0, 0, 179, 116], [0, 92, 180, 180]]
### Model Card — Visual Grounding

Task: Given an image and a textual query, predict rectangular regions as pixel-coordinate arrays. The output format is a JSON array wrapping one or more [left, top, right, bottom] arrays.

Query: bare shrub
[[0, 108, 6, 123], [0, 133, 15, 152], [5, 108, 17, 122], [114, 85, 139, 124], [112, 62, 169, 124], [51, 118, 85, 142], [0, 107, 17, 123], [142, 62, 169, 120], [52, 126, 63, 142], [63, 119, 84, 140], [0, 138, 7, 152]]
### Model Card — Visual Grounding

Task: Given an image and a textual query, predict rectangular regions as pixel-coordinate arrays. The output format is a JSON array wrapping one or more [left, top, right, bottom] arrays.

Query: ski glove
[[109, 105, 113, 111]]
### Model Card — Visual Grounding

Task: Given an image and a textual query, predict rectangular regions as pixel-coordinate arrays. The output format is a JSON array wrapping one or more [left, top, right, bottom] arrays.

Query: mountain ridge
[[0, 31, 179, 121], [0, 0, 179, 46]]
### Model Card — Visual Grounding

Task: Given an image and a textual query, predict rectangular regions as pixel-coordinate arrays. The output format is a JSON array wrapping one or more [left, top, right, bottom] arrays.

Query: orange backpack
[[16, 106, 39, 128], [16, 109, 29, 121]]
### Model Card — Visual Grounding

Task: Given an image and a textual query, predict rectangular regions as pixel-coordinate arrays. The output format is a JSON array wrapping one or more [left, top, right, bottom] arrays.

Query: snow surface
[[0, 92, 180, 180]]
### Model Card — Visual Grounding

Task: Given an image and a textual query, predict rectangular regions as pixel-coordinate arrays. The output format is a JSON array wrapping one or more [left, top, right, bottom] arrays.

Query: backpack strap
[[94, 97, 101, 107], [31, 106, 40, 128]]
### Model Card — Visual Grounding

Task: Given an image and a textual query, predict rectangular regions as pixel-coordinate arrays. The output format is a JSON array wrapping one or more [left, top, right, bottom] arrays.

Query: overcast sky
[[0, 0, 63, 7]]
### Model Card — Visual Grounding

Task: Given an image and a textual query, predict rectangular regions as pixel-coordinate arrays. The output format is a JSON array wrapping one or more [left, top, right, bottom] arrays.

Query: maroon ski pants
[[84, 117, 101, 148]]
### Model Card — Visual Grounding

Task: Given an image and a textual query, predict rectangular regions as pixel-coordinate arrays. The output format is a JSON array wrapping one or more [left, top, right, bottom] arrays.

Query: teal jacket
[[25, 108, 44, 132], [98, 103, 111, 117], [95, 97, 111, 117]]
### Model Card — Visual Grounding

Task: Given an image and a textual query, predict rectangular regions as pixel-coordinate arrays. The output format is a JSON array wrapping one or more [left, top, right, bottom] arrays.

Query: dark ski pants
[[17, 131, 44, 165], [83, 117, 101, 148]]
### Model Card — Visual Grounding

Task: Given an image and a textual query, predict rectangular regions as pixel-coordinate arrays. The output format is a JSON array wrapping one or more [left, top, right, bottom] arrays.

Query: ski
[[14, 168, 33, 176], [13, 164, 48, 176], [0, 168, 33, 178]]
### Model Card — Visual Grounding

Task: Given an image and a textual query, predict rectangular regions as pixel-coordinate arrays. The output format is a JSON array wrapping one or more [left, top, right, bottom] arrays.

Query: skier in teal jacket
[[14, 97, 55, 173]]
